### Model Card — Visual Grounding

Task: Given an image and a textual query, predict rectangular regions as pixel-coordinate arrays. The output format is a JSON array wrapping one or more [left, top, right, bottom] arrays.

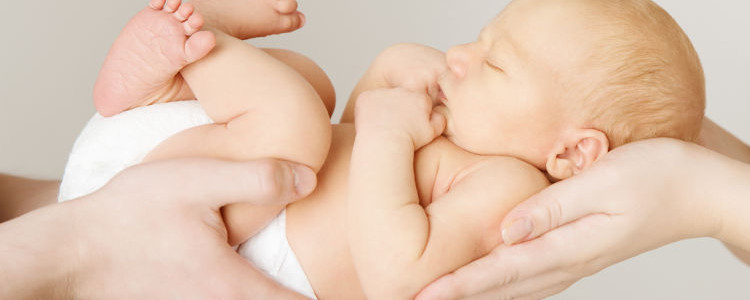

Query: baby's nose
[[446, 44, 470, 79]]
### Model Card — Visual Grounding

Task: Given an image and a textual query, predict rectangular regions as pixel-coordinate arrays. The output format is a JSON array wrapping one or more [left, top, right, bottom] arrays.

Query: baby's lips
[[438, 89, 448, 105], [435, 84, 449, 105]]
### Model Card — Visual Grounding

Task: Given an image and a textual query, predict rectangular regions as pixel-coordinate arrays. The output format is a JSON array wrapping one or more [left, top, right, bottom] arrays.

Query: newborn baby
[[61, 0, 704, 299]]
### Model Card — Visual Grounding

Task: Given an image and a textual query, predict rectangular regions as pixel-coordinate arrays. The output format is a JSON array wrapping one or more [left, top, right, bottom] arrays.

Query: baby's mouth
[[437, 86, 448, 105]]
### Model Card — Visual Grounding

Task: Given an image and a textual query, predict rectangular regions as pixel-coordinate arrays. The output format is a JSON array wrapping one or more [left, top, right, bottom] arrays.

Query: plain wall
[[1, 0, 748, 298]]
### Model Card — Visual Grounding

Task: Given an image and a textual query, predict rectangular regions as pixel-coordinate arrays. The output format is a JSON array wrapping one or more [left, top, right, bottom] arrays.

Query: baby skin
[[94, 1, 550, 299], [93, 0, 312, 117]]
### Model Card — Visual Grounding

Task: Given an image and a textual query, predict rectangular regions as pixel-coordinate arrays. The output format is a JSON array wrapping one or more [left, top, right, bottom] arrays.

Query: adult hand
[[0, 158, 315, 300], [417, 138, 749, 300]]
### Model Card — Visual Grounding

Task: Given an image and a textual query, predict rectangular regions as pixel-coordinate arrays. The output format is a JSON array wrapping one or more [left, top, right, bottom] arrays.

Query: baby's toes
[[174, 2, 194, 22], [274, 0, 299, 14], [184, 31, 216, 63], [149, 0, 167, 10], [184, 13, 205, 36], [163, 0, 181, 13], [277, 11, 305, 33]]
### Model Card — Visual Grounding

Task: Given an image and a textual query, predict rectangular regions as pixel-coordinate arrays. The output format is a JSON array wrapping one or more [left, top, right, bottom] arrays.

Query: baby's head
[[436, 0, 705, 180]]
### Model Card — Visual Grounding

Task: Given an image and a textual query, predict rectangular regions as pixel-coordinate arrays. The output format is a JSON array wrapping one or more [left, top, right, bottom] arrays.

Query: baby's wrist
[[354, 128, 421, 154], [356, 126, 412, 142]]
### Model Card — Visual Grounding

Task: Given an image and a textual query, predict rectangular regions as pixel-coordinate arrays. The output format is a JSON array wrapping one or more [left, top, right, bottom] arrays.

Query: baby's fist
[[377, 43, 448, 101], [354, 88, 445, 149]]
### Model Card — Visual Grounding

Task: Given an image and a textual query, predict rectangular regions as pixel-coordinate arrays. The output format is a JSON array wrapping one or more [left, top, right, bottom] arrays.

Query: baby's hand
[[376, 43, 447, 102], [354, 88, 445, 149]]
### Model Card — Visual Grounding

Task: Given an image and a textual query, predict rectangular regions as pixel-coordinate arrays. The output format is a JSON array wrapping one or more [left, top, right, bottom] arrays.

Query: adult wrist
[[710, 157, 750, 247], [0, 203, 79, 299]]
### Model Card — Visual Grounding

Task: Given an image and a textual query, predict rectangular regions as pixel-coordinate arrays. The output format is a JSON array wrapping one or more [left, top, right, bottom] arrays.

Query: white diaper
[[237, 210, 317, 299], [59, 101, 213, 202], [57, 101, 316, 299]]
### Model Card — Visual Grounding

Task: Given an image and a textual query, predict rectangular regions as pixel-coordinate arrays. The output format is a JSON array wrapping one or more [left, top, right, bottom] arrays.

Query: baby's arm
[[347, 89, 548, 299], [341, 43, 446, 123]]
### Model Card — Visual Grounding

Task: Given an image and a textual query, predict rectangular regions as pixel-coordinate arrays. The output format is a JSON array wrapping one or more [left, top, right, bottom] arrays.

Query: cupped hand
[[67, 158, 314, 299], [417, 139, 724, 300]]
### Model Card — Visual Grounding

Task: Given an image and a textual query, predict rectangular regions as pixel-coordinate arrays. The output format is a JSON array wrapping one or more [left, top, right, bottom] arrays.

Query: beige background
[[1, 0, 748, 298]]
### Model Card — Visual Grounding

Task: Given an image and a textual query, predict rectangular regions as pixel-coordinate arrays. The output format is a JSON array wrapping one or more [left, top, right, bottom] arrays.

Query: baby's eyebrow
[[498, 30, 524, 62]]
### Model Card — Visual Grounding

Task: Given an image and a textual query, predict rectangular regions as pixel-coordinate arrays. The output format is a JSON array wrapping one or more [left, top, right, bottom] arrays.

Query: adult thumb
[[499, 174, 605, 245], [111, 158, 317, 209], [213, 249, 311, 300]]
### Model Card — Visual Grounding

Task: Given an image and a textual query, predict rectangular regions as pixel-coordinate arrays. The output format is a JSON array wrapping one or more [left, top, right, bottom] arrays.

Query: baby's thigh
[[223, 202, 285, 246]]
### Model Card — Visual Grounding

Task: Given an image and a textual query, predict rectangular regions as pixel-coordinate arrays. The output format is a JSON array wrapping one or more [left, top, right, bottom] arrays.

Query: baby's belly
[[286, 125, 367, 299]]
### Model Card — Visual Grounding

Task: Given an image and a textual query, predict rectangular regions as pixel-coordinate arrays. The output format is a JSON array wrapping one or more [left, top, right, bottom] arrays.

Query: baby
[[65, 0, 704, 299]]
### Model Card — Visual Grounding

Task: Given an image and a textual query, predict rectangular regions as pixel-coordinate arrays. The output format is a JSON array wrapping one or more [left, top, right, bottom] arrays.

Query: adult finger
[[468, 270, 575, 300], [208, 248, 309, 300], [107, 158, 317, 209], [499, 171, 613, 245], [464, 280, 573, 300], [416, 242, 543, 300], [417, 214, 613, 300]]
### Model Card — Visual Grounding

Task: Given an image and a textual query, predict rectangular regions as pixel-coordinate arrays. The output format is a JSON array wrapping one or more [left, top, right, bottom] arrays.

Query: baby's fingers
[[430, 111, 446, 138]]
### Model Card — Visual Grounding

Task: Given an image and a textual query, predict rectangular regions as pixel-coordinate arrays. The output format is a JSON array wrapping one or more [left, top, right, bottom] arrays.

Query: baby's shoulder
[[416, 137, 550, 202]]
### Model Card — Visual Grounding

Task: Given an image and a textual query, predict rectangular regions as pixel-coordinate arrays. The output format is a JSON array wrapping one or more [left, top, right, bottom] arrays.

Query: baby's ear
[[546, 129, 609, 180]]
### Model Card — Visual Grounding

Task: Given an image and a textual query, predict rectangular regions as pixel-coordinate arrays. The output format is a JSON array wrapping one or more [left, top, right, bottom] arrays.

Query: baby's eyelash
[[484, 60, 504, 73]]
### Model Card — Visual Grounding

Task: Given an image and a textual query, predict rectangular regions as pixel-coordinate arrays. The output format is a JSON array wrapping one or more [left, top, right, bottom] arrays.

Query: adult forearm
[[698, 118, 750, 163], [0, 174, 60, 222], [697, 118, 750, 263], [708, 157, 750, 252]]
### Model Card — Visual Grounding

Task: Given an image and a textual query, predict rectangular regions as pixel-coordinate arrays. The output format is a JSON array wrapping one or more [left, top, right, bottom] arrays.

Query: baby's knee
[[262, 48, 336, 116]]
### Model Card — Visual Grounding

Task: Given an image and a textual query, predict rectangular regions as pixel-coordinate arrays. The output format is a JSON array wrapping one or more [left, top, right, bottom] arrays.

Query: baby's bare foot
[[191, 0, 305, 40], [93, 0, 216, 117]]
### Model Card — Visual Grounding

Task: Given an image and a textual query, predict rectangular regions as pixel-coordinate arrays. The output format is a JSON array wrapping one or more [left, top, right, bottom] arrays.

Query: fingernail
[[291, 164, 316, 197], [502, 217, 533, 245]]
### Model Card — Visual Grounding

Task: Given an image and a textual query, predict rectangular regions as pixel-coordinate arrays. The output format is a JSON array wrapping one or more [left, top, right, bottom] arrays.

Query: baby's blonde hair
[[573, 0, 705, 148]]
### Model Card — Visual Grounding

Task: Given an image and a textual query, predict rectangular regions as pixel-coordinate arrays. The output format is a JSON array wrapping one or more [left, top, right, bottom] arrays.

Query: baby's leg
[[140, 2, 332, 245], [189, 0, 338, 113], [93, 0, 215, 117], [94, 0, 310, 117], [190, 0, 305, 40], [143, 29, 332, 171]]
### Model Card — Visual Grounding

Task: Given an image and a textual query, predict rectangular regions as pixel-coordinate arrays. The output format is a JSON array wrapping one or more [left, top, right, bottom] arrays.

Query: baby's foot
[[93, 0, 216, 117], [191, 0, 306, 40]]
